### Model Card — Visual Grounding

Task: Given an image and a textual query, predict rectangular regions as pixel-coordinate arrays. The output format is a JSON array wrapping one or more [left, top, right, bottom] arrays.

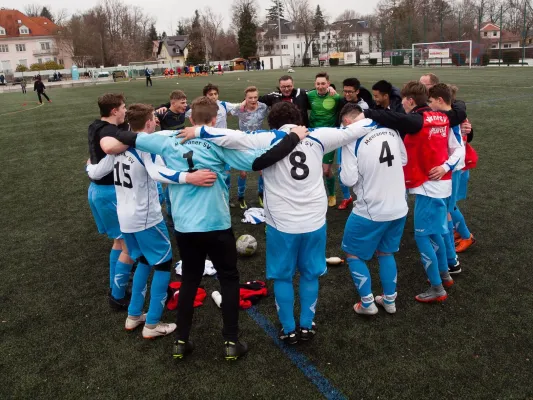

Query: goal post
[[127, 60, 169, 79], [411, 40, 473, 68]]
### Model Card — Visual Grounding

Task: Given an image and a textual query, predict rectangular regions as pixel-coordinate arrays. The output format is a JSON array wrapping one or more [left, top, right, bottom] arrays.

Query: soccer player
[[87, 104, 217, 338], [179, 102, 377, 344], [308, 72, 342, 207], [230, 86, 269, 209], [336, 78, 370, 210], [156, 90, 189, 131], [100, 97, 308, 360], [337, 103, 408, 315], [363, 81, 466, 303], [87, 93, 133, 310], [34, 76, 51, 104], [427, 84, 465, 275], [371, 80, 404, 113], [144, 68, 152, 87]]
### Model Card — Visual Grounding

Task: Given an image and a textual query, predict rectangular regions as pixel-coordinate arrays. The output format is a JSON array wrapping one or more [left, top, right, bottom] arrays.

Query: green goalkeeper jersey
[[307, 90, 342, 128]]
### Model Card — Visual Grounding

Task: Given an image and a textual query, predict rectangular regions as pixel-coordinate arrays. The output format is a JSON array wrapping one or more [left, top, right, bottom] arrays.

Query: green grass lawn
[[1, 67, 532, 399]]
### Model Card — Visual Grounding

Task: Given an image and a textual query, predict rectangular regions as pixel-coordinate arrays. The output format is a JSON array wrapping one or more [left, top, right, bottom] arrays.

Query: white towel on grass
[[241, 207, 265, 224], [175, 260, 217, 276]]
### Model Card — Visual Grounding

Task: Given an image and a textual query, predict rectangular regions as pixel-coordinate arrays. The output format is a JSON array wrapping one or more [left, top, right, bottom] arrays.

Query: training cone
[[22, 103, 27, 106]]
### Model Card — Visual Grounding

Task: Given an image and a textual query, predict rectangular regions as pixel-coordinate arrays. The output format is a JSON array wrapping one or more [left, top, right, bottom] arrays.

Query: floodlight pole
[[277, 0, 283, 69]]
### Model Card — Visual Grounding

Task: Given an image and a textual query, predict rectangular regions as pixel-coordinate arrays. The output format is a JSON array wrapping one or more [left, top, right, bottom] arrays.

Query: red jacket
[[404, 108, 452, 189], [462, 134, 478, 170]]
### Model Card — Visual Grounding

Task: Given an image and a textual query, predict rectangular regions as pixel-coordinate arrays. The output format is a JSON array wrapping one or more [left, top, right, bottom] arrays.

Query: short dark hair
[[339, 103, 363, 123], [401, 81, 428, 106], [170, 90, 186, 101], [372, 80, 392, 95], [268, 102, 302, 129], [126, 103, 154, 131], [191, 96, 218, 124], [343, 78, 361, 90], [98, 93, 125, 117], [315, 71, 329, 80], [203, 83, 219, 96], [278, 75, 294, 82], [428, 83, 452, 105]]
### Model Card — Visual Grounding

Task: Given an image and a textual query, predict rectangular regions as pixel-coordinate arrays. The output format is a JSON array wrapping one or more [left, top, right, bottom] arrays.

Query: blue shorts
[[88, 182, 122, 239], [342, 213, 407, 261], [123, 220, 172, 266], [414, 195, 448, 236], [266, 224, 327, 280], [447, 170, 462, 212], [457, 170, 470, 201]]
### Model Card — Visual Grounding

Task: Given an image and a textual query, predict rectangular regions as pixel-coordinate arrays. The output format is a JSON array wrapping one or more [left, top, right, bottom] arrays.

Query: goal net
[[128, 61, 169, 79], [411, 40, 473, 68]]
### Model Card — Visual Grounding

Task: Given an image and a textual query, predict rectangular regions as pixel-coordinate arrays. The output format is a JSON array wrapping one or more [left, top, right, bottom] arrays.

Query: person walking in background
[[21, 80, 27, 94], [145, 68, 152, 87], [34, 76, 51, 104]]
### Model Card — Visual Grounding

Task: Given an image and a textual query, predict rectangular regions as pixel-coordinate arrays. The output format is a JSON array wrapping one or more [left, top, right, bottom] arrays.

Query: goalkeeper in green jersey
[[307, 72, 342, 207]]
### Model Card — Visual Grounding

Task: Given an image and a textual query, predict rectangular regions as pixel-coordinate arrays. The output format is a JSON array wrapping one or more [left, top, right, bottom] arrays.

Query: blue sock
[[224, 172, 231, 189], [430, 234, 449, 274], [444, 220, 457, 264], [299, 276, 318, 329], [338, 172, 351, 200], [451, 206, 471, 239], [347, 257, 373, 306], [258, 174, 264, 195], [128, 262, 151, 317], [109, 249, 121, 289], [146, 270, 171, 325], [377, 255, 397, 303], [237, 176, 246, 198], [415, 236, 441, 286], [273, 279, 295, 334], [112, 260, 133, 299]]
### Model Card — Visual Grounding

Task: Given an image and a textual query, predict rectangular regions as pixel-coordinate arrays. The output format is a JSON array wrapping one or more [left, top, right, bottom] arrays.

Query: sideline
[[0, 103, 43, 117]]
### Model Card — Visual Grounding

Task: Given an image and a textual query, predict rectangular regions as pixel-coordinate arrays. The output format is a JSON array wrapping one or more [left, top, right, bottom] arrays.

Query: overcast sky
[[17, 0, 379, 34]]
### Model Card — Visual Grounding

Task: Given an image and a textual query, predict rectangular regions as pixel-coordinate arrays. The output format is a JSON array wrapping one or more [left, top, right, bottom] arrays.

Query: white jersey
[[409, 123, 464, 198], [185, 100, 236, 129], [192, 120, 377, 233], [86, 147, 188, 233], [340, 127, 408, 222]]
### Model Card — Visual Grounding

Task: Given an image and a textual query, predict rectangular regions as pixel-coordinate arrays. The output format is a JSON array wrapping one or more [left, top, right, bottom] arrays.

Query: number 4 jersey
[[191, 120, 377, 234], [340, 127, 408, 222], [86, 147, 188, 233]]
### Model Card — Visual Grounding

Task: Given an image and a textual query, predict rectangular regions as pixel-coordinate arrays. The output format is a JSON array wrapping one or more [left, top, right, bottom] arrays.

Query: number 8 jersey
[[192, 120, 377, 234]]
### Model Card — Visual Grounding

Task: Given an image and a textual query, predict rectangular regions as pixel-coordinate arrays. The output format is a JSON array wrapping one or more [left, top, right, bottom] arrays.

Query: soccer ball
[[236, 234, 257, 256]]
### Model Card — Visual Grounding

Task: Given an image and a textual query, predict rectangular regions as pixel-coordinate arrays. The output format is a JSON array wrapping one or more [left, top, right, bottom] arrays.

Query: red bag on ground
[[166, 281, 207, 310]]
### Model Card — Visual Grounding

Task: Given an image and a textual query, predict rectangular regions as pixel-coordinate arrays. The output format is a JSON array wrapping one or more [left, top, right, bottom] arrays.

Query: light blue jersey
[[134, 133, 269, 233]]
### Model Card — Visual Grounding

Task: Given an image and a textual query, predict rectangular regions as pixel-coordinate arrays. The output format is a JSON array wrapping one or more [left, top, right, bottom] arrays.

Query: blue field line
[[466, 93, 533, 105], [246, 306, 347, 400]]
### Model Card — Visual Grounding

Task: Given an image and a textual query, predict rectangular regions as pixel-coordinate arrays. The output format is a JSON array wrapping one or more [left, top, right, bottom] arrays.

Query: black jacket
[[259, 88, 310, 127], [372, 86, 405, 113], [34, 81, 46, 93]]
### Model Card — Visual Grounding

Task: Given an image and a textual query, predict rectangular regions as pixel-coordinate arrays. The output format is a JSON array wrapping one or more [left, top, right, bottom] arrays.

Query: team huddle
[[86, 71, 477, 360]]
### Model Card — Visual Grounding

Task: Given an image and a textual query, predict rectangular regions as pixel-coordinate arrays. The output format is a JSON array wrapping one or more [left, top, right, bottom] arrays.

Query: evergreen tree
[[146, 24, 158, 58], [313, 5, 325, 34], [266, 0, 284, 22], [40, 6, 54, 22], [186, 10, 206, 64], [177, 21, 186, 35], [237, 4, 257, 58]]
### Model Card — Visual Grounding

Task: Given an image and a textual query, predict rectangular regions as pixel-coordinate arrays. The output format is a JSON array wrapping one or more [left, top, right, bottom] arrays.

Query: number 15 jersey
[[193, 119, 377, 234]]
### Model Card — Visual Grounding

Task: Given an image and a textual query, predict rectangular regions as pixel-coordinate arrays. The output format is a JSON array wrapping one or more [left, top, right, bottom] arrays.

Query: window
[[0, 27, 5, 35], [16, 44, 26, 52], [483, 32, 488, 37], [321, 36, 325, 40], [281, 44, 288, 49], [19, 27, 29, 34], [351, 33, 355, 37], [358, 33, 362, 37], [296, 34, 299, 39], [0, 44, 8, 52], [357, 41, 363, 46], [59, 59, 64, 65], [19, 59, 27, 67], [297, 54, 300, 58], [37, 58, 42, 63], [296, 44, 300, 48], [41, 42, 51, 50], [491, 44, 497, 48], [281, 35, 287, 39], [493, 31, 497, 36], [503, 43, 511, 48]]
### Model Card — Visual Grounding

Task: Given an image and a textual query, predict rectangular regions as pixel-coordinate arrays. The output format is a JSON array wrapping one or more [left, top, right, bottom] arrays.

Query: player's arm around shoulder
[[86, 154, 115, 180], [142, 152, 216, 187], [178, 125, 278, 151]]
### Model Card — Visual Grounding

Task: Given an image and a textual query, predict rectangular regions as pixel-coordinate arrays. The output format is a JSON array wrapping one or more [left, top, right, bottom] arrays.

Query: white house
[[257, 18, 379, 66], [479, 22, 526, 50], [0, 8, 72, 73], [155, 35, 190, 67]]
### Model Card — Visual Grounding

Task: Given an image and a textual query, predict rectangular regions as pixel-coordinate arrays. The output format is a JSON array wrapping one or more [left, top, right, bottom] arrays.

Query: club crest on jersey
[[428, 126, 448, 138]]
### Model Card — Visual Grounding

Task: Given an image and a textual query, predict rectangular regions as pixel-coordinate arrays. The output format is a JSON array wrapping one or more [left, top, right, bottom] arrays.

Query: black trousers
[[37, 91, 50, 103], [146, 76, 152, 86], [174, 228, 240, 342]]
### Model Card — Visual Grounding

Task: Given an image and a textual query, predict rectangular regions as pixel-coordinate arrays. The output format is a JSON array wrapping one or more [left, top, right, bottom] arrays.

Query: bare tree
[[336, 9, 361, 21], [201, 7, 224, 61], [24, 4, 42, 17], [285, 0, 315, 59]]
